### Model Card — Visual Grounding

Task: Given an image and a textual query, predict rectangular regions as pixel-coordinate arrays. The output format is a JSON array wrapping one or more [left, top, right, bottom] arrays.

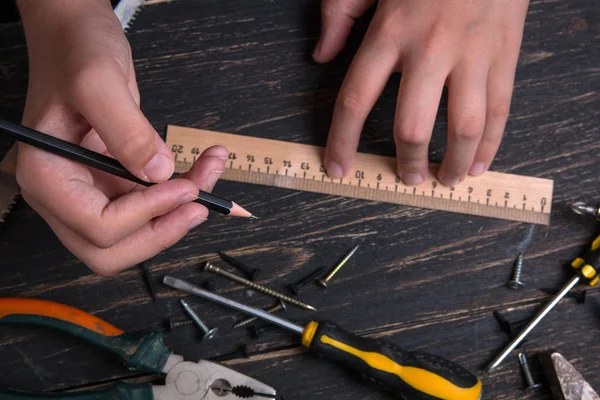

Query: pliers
[[0, 297, 277, 399]]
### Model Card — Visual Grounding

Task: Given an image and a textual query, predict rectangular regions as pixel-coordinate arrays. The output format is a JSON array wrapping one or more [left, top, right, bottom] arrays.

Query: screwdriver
[[571, 201, 600, 221], [163, 276, 482, 400], [485, 234, 600, 372]]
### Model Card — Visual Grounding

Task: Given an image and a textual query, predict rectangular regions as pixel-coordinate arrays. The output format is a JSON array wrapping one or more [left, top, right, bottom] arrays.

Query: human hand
[[15, 0, 225, 275], [314, 0, 529, 187]]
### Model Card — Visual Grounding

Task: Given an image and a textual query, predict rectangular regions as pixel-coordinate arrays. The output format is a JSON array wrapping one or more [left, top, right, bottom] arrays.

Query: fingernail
[[401, 173, 423, 186], [469, 162, 485, 176], [177, 193, 197, 206], [440, 177, 460, 187], [143, 154, 174, 182], [312, 39, 322, 59], [325, 160, 343, 179], [189, 215, 207, 229]]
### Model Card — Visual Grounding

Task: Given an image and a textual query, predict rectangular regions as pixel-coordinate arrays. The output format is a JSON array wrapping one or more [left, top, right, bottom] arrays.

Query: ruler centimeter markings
[[166, 125, 553, 225]]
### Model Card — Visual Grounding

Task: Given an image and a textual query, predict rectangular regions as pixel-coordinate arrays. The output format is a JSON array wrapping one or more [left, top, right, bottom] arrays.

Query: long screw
[[168, 316, 194, 332], [218, 252, 260, 281], [289, 267, 326, 295], [203, 262, 316, 311], [139, 262, 158, 302], [518, 353, 542, 391], [180, 299, 219, 340], [507, 253, 525, 290], [234, 300, 287, 328], [318, 245, 359, 288]]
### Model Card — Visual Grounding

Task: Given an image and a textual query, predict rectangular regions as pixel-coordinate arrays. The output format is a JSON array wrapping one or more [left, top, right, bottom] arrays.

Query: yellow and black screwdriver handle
[[0, 297, 170, 399], [301, 320, 482, 400], [570, 234, 600, 287]]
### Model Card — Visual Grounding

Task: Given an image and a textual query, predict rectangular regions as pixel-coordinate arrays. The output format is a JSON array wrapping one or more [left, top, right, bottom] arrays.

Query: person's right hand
[[15, 0, 224, 276]]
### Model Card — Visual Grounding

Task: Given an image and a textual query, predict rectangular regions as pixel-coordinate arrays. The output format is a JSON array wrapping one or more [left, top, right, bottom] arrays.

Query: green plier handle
[[0, 382, 153, 399]]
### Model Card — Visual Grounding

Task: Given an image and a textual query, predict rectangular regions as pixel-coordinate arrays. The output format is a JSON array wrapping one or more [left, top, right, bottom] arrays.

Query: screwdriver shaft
[[163, 276, 304, 335], [485, 275, 580, 372]]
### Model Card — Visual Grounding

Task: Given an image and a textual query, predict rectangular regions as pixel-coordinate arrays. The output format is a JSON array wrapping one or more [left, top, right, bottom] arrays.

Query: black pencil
[[0, 119, 255, 218]]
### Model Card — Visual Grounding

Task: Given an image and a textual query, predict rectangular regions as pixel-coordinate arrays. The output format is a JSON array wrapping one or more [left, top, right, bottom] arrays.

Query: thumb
[[69, 60, 173, 183], [313, 0, 376, 63]]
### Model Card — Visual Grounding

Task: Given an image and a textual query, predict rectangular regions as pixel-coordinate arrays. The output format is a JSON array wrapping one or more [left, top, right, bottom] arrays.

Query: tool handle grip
[[571, 234, 600, 286], [0, 382, 153, 399], [303, 321, 482, 400], [0, 298, 171, 374]]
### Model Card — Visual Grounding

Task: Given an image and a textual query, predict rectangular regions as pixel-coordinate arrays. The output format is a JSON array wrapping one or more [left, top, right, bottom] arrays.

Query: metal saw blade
[[540, 350, 599, 400], [0, 171, 19, 226]]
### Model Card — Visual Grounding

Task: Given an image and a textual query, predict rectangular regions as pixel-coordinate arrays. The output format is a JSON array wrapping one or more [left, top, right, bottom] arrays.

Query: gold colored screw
[[203, 262, 316, 311], [318, 245, 359, 288], [233, 300, 287, 328]]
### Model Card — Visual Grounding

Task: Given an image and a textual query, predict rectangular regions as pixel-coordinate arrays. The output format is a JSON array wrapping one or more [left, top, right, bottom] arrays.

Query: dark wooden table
[[1, 1, 599, 399]]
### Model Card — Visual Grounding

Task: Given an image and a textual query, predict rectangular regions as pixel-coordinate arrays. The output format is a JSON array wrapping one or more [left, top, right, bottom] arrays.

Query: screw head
[[204, 261, 215, 272], [317, 279, 328, 288], [507, 280, 524, 290], [526, 383, 542, 391], [168, 317, 178, 332], [203, 327, 219, 340]]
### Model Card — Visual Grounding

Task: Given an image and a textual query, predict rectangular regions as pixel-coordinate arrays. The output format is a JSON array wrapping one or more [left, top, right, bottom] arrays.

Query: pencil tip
[[307, 305, 317, 311], [250, 215, 259, 219]]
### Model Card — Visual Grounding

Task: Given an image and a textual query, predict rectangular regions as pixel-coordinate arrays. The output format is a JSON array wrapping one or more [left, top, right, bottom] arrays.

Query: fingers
[[394, 61, 449, 186], [438, 61, 488, 186], [182, 145, 229, 192], [313, 0, 376, 63], [323, 20, 399, 178], [69, 59, 173, 183]]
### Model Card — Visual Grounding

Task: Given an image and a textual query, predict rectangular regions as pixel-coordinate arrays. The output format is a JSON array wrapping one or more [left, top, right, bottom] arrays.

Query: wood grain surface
[[0, 1, 599, 399]]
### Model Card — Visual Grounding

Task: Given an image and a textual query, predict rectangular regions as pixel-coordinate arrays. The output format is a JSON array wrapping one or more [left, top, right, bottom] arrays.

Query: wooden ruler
[[166, 125, 553, 225]]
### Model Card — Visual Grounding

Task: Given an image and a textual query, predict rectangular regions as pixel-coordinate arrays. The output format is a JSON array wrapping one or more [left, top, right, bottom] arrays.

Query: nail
[[177, 193, 197, 206], [189, 215, 207, 229], [401, 173, 423, 186], [440, 177, 459, 187], [469, 162, 485, 176], [143, 153, 174, 182], [325, 160, 343, 179]]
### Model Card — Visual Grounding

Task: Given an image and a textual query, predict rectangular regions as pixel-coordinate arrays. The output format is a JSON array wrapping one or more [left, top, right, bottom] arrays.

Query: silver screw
[[233, 300, 287, 328], [507, 253, 525, 290], [180, 299, 218, 340], [518, 353, 542, 391]]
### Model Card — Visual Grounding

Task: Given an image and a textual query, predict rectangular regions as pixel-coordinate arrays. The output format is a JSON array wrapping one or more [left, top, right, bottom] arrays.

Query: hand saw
[[0, 0, 148, 227]]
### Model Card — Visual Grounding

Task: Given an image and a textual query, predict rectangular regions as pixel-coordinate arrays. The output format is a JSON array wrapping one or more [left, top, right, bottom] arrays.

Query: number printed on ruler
[[167, 125, 554, 225]]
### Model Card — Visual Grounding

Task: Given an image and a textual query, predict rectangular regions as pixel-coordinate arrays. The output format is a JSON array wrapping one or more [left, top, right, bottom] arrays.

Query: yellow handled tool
[[164, 276, 483, 400]]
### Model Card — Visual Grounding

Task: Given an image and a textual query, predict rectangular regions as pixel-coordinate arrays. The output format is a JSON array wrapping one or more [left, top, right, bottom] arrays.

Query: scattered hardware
[[234, 300, 286, 329], [492, 310, 529, 341], [202, 278, 217, 292], [486, 234, 600, 372], [209, 345, 252, 362], [0, 170, 18, 228], [0, 297, 276, 399], [571, 201, 600, 221], [540, 288, 587, 304], [218, 251, 260, 281], [318, 245, 359, 288], [180, 298, 218, 340], [167, 316, 194, 332], [203, 262, 316, 311], [518, 352, 542, 391], [507, 253, 525, 290], [289, 266, 326, 295], [163, 276, 482, 400], [139, 262, 157, 302], [539, 350, 600, 399]]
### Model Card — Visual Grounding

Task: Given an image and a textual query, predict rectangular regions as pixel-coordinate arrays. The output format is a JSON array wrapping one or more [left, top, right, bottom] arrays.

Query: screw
[[493, 310, 515, 336], [139, 262, 158, 302], [289, 267, 327, 295], [218, 252, 260, 281], [518, 353, 542, 391], [167, 316, 194, 332], [234, 300, 287, 328], [507, 253, 525, 290], [203, 262, 316, 311], [209, 345, 252, 362], [179, 299, 218, 340], [318, 245, 359, 288]]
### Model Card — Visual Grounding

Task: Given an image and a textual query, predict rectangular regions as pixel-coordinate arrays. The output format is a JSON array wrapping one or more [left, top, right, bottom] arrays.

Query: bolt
[[167, 316, 194, 332], [518, 353, 542, 391], [218, 252, 260, 281], [179, 299, 218, 340], [209, 345, 252, 362], [318, 245, 359, 288], [234, 300, 287, 328], [289, 267, 327, 295], [507, 253, 525, 290], [203, 262, 316, 311]]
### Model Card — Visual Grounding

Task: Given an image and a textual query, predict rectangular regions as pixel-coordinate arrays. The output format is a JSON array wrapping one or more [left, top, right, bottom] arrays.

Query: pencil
[[0, 119, 255, 218]]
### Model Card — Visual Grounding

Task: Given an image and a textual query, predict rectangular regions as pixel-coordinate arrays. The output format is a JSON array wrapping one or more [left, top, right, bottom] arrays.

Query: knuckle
[[488, 99, 511, 120], [394, 122, 429, 147], [453, 115, 484, 141], [338, 87, 367, 119], [88, 231, 118, 249]]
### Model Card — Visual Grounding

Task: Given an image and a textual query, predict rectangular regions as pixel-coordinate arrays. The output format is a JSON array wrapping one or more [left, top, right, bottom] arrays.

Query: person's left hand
[[313, 0, 529, 187]]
